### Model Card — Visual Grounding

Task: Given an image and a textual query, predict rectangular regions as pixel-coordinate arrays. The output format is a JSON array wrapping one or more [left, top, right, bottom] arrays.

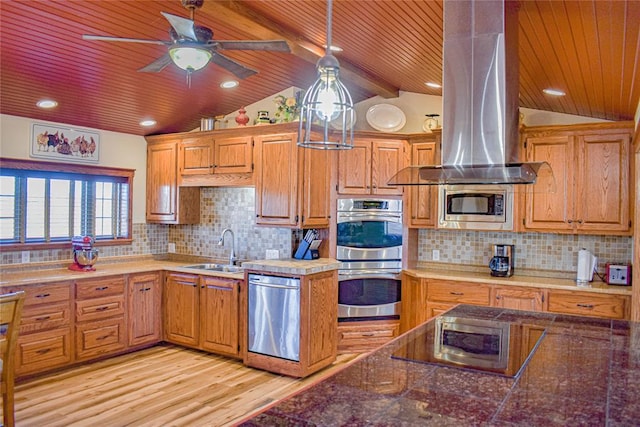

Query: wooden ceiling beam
[[200, 0, 399, 98]]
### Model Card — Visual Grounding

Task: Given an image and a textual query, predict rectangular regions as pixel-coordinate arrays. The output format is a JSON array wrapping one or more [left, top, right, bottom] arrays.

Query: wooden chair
[[1, 291, 25, 427]]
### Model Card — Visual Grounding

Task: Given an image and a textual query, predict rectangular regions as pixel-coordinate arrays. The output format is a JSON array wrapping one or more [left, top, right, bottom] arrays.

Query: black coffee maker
[[489, 244, 514, 277]]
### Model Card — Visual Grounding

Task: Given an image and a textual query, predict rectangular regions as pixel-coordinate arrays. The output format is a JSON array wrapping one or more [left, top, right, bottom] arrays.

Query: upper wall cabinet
[[179, 135, 253, 184], [146, 140, 200, 224], [406, 133, 440, 228], [254, 131, 333, 228], [522, 122, 633, 235], [338, 138, 407, 196]]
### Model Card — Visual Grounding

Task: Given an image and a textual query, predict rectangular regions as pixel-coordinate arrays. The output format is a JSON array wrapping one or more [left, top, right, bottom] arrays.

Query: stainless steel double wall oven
[[336, 198, 403, 321]]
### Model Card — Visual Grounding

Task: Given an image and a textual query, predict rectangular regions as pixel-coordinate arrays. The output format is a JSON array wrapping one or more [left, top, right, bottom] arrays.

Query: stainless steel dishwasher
[[247, 273, 301, 362]]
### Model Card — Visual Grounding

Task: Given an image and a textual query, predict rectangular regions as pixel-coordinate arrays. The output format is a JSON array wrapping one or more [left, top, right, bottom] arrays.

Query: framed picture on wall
[[30, 123, 100, 164]]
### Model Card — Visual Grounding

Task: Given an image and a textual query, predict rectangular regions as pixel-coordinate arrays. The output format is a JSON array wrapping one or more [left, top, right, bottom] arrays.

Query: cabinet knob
[[567, 219, 573, 224]]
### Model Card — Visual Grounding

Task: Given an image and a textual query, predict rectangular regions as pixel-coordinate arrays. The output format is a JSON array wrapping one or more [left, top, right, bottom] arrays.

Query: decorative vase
[[235, 107, 250, 127]]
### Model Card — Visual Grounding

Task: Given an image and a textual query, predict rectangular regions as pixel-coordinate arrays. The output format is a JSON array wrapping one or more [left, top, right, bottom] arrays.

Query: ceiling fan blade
[[161, 12, 197, 41], [83, 34, 169, 45], [215, 40, 290, 52], [138, 53, 174, 73], [210, 53, 257, 79]]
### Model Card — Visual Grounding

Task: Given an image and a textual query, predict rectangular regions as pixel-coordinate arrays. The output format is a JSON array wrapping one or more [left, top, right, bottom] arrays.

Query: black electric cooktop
[[393, 314, 547, 378]]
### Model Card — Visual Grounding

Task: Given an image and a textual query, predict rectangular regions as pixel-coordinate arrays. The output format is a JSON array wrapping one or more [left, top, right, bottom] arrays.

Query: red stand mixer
[[69, 235, 99, 271]]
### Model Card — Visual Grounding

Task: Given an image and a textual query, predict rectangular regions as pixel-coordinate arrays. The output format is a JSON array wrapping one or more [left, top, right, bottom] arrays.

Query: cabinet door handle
[[361, 333, 375, 337], [450, 292, 464, 296], [567, 219, 574, 224], [36, 293, 51, 299], [36, 348, 51, 355], [95, 286, 109, 291], [576, 303, 594, 309], [95, 306, 110, 312], [36, 316, 51, 321], [139, 287, 151, 292], [495, 295, 502, 300]]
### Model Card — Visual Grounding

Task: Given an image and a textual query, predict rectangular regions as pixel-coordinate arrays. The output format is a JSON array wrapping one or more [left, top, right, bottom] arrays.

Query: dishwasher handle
[[248, 281, 299, 290]]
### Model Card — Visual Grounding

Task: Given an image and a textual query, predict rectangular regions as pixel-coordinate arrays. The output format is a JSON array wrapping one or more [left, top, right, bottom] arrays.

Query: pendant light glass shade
[[169, 46, 212, 71], [298, 0, 354, 150]]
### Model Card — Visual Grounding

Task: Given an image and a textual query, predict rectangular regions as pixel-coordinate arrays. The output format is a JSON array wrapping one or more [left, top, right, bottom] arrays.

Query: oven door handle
[[339, 272, 401, 281], [337, 212, 402, 222]]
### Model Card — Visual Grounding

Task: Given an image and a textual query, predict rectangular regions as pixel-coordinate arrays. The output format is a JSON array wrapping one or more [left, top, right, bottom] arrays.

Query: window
[[0, 158, 134, 250]]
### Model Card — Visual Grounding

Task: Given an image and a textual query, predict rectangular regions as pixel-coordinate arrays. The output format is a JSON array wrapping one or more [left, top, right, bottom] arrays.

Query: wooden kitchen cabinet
[[164, 272, 242, 358], [128, 272, 162, 347], [338, 138, 406, 195], [146, 139, 200, 224], [75, 276, 127, 361], [200, 276, 241, 358], [337, 320, 400, 353], [7, 281, 73, 376], [254, 132, 332, 228], [179, 135, 253, 175], [547, 289, 630, 319], [522, 122, 633, 235], [407, 138, 439, 227], [492, 286, 546, 312], [244, 270, 338, 377], [400, 273, 429, 333], [164, 272, 200, 347]]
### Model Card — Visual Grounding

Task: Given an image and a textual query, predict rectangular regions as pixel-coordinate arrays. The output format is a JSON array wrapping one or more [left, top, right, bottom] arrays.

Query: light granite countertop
[[404, 268, 633, 296], [0, 256, 630, 297]]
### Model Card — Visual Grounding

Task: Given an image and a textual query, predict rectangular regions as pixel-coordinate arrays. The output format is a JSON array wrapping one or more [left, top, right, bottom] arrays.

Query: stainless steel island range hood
[[389, 0, 549, 186]]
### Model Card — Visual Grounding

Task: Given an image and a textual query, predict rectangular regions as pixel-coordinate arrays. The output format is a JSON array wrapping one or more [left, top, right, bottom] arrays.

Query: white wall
[[0, 114, 148, 223]]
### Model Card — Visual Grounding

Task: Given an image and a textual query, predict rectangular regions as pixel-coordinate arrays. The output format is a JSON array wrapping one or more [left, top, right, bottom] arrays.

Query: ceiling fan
[[82, 0, 290, 80]]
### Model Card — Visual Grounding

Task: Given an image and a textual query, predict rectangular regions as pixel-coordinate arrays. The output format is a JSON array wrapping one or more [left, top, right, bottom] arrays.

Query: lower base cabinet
[[400, 274, 630, 333], [163, 272, 242, 358], [16, 328, 73, 376], [337, 319, 400, 354], [128, 272, 162, 347]]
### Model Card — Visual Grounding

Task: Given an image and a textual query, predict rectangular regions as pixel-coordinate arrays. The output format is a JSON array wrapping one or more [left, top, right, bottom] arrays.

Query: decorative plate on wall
[[366, 104, 406, 132]]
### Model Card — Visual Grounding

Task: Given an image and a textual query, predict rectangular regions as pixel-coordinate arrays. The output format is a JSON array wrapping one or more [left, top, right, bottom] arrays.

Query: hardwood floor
[[7, 344, 362, 426]]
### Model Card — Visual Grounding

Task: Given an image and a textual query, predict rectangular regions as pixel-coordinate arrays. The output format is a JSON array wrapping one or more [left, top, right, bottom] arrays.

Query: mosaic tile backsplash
[[418, 229, 633, 275], [1, 187, 633, 276]]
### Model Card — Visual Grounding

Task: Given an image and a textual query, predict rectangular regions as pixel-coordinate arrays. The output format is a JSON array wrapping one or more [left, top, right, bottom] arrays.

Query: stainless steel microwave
[[438, 185, 513, 231]]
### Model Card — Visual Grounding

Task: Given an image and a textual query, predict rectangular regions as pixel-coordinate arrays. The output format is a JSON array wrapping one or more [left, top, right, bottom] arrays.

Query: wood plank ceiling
[[0, 0, 638, 136]]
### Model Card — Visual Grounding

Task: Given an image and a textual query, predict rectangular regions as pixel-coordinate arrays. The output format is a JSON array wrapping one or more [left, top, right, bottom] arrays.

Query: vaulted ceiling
[[1, 0, 638, 136]]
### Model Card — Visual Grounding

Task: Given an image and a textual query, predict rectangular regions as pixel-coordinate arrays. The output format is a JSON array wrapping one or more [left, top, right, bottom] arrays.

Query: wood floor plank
[[6, 344, 362, 426]]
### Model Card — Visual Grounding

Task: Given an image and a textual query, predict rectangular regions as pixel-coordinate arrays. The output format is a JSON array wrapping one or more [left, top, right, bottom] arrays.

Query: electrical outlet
[[266, 249, 279, 260], [432, 249, 440, 261], [21, 250, 30, 263], [167, 243, 176, 253]]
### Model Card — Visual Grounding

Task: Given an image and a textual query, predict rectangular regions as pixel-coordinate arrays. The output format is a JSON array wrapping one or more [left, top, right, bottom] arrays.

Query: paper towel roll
[[577, 249, 596, 283]]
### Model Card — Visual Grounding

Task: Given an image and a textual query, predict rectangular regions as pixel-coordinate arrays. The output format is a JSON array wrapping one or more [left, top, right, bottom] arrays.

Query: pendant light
[[298, 0, 354, 150]]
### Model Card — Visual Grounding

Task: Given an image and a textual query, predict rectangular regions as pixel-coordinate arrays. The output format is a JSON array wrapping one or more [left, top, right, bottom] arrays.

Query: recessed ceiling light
[[139, 119, 157, 127], [220, 80, 239, 89], [425, 82, 442, 89], [543, 88, 566, 96], [36, 99, 58, 109]]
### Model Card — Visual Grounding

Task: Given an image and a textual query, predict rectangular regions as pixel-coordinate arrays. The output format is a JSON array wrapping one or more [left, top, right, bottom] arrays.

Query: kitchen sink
[[182, 263, 243, 273]]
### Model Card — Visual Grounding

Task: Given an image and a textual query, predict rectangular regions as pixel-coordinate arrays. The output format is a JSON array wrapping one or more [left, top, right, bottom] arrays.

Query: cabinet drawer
[[9, 282, 71, 307], [76, 277, 126, 299], [76, 295, 125, 322], [20, 303, 71, 334], [76, 316, 126, 360], [547, 290, 629, 319], [428, 280, 491, 305], [16, 328, 72, 376], [338, 320, 400, 353]]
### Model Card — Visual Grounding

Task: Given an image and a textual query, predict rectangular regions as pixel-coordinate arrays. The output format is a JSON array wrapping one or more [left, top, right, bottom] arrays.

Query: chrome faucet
[[218, 228, 237, 266]]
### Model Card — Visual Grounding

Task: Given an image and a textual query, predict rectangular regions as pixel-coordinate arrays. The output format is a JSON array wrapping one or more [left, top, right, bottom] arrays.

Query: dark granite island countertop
[[239, 305, 640, 426]]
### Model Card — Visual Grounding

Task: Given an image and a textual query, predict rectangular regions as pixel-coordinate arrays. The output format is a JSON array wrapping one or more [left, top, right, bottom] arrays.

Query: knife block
[[293, 239, 319, 260]]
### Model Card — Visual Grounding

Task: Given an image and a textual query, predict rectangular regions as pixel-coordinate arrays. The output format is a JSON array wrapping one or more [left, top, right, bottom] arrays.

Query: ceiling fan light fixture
[[139, 119, 157, 127], [543, 88, 566, 96], [425, 82, 442, 89], [169, 46, 211, 71], [298, 0, 354, 150]]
